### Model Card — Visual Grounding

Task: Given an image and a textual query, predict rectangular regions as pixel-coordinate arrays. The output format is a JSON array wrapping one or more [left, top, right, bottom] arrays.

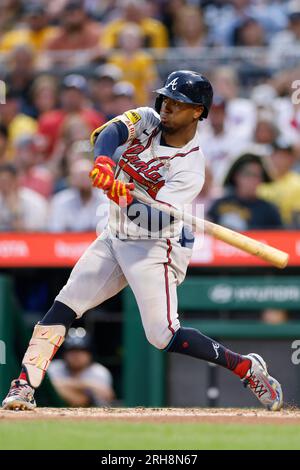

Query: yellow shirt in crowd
[[109, 51, 157, 105], [102, 18, 169, 49], [0, 27, 58, 53], [5, 114, 37, 160], [257, 172, 300, 226]]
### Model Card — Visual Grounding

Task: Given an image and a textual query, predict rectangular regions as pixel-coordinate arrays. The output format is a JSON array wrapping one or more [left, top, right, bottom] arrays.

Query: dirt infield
[[1, 407, 300, 425]]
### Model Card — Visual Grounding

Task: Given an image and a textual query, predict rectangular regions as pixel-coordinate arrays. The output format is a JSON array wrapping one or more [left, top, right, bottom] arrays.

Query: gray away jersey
[[96, 107, 205, 239]]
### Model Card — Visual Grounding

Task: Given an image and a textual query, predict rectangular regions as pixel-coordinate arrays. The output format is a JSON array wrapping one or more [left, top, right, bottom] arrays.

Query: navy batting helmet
[[64, 329, 92, 352], [154, 70, 213, 120]]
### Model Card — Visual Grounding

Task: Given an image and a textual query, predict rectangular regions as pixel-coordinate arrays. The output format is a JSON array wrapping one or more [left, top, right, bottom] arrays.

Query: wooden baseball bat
[[132, 190, 289, 269]]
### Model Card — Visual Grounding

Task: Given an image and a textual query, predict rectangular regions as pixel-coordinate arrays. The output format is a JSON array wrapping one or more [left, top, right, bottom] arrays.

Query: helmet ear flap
[[155, 95, 163, 114]]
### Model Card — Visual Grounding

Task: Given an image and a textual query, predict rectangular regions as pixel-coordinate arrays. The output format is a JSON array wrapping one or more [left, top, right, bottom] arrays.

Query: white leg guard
[[22, 324, 66, 388]]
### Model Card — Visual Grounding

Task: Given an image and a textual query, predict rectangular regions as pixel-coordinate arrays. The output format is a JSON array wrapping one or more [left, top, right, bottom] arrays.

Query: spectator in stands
[[48, 329, 115, 407], [0, 163, 48, 231], [0, 0, 25, 37], [83, 0, 119, 21], [102, 0, 169, 49], [191, 165, 222, 218], [207, 0, 287, 46], [251, 83, 278, 112], [211, 66, 256, 141], [0, 125, 9, 162], [44, 0, 71, 20], [158, 0, 187, 45], [49, 134, 92, 193], [106, 81, 137, 163], [44, 0, 103, 67], [271, 0, 300, 51], [111, 81, 136, 116], [0, 90, 37, 160], [231, 16, 267, 47], [4, 45, 36, 116], [48, 159, 109, 232], [63, 113, 92, 142], [66, 139, 92, 168], [38, 74, 105, 158], [14, 135, 54, 199], [269, 67, 300, 150], [29, 75, 59, 119], [108, 23, 158, 105], [45, 0, 118, 22], [257, 137, 300, 227], [49, 114, 93, 182], [199, 96, 248, 190], [0, 4, 57, 54], [90, 64, 122, 120], [208, 152, 282, 230], [173, 5, 209, 48], [252, 112, 279, 152]]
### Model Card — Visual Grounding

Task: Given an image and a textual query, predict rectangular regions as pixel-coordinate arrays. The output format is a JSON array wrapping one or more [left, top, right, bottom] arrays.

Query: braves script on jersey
[[93, 107, 205, 239]]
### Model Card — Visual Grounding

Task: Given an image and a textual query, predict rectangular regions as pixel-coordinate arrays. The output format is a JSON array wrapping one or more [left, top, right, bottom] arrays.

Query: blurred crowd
[[0, 0, 300, 232]]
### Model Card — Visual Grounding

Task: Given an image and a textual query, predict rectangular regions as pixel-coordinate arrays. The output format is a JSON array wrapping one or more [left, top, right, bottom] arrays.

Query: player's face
[[64, 350, 92, 372], [160, 96, 203, 133]]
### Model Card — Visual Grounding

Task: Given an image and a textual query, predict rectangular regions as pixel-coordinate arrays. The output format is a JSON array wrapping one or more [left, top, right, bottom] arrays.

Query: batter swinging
[[2, 71, 283, 411]]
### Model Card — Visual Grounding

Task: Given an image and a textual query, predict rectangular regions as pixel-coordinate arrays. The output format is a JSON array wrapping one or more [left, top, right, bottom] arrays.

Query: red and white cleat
[[242, 353, 283, 411], [2, 379, 36, 411]]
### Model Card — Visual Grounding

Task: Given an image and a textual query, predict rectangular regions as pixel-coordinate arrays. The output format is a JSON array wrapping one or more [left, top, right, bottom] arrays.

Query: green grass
[[0, 422, 300, 450]]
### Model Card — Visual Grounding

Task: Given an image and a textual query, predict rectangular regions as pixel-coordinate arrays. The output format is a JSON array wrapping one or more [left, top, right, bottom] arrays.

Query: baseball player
[[2, 70, 283, 411]]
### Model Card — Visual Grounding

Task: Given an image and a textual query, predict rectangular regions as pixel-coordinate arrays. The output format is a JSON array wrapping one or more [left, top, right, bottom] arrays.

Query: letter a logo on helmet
[[154, 70, 213, 120], [165, 77, 179, 91]]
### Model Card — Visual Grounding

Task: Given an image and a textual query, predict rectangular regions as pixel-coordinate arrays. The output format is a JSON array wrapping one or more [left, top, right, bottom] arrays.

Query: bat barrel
[[204, 221, 289, 269], [131, 190, 289, 269]]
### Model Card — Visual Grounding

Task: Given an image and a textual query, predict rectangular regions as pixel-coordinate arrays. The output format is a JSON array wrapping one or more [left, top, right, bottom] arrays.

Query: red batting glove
[[89, 156, 116, 190], [106, 180, 135, 207]]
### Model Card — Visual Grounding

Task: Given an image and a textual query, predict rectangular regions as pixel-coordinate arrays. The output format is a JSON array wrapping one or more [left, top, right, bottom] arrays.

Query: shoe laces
[[243, 370, 268, 399], [8, 381, 29, 397]]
